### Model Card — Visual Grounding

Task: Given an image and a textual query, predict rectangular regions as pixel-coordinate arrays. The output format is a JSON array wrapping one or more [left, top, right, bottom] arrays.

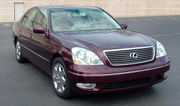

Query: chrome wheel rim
[[16, 41, 21, 60], [53, 63, 66, 93]]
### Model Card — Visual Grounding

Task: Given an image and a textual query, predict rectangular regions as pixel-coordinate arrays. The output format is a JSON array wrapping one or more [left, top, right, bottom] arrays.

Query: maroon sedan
[[12, 6, 170, 98]]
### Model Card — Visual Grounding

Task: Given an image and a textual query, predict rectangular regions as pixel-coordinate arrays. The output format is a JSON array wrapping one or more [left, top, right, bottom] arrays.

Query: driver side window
[[22, 8, 38, 29], [33, 9, 47, 30]]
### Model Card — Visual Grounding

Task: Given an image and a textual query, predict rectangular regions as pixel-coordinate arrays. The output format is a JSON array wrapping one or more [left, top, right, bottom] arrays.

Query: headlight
[[72, 47, 104, 65], [156, 41, 166, 58]]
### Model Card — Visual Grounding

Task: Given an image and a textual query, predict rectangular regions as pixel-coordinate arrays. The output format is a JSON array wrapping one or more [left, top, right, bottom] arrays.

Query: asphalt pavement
[[0, 15, 180, 106]]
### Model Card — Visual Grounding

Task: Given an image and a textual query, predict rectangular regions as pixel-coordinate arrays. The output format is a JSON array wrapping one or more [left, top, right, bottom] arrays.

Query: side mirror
[[120, 24, 128, 29], [33, 26, 45, 34]]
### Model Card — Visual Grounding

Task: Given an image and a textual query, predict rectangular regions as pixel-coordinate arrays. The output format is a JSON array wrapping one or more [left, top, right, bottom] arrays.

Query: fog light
[[76, 83, 96, 89]]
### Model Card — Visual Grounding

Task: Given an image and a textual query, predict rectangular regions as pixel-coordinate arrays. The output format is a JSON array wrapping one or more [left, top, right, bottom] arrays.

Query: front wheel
[[15, 41, 27, 63], [52, 57, 74, 99]]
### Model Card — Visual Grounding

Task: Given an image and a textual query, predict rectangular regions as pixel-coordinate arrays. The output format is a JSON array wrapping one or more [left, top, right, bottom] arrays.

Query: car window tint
[[40, 8, 48, 19], [33, 9, 47, 30], [51, 9, 121, 32], [22, 8, 38, 29]]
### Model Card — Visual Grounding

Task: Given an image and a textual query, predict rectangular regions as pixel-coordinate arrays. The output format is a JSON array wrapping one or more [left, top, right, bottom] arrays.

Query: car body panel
[[69, 62, 169, 93], [56, 30, 153, 50]]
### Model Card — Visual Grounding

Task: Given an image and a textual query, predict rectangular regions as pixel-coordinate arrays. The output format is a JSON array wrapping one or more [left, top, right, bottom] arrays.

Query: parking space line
[[1, 24, 11, 27], [151, 33, 180, 37]]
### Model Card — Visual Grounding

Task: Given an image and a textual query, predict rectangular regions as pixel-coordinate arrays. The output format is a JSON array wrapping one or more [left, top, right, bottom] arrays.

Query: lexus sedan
[[12, 6, 170, 98]]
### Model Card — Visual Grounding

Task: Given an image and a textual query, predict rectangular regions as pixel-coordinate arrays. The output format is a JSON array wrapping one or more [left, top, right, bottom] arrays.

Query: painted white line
[[1, 24, 11, 27], [143, 18, 152, 21], [151, 33, 180, 37]]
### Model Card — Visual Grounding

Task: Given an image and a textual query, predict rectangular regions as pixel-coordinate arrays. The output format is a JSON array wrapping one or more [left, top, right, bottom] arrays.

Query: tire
[[15, 40, 27, 63], [52, 57, 74, 99]]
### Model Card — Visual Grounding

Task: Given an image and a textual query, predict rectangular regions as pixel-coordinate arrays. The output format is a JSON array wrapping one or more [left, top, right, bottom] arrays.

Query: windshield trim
[[54, 28, 121, 33]]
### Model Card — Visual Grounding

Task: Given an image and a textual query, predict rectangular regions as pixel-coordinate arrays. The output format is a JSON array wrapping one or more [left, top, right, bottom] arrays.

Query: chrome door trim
[[21, 44, 49, 62]]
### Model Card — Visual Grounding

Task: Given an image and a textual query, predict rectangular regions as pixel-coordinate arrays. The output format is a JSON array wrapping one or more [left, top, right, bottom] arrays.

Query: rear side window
[[22, 8, 38, 29]]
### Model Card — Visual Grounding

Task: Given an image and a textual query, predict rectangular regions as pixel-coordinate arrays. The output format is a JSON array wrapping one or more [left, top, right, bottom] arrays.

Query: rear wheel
[[15, 40, 27, 63], [52, 57, 74, 99]]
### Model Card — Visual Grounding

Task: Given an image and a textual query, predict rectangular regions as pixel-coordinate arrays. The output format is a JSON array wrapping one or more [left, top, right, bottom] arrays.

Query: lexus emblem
[[129, 52, 138, 59]]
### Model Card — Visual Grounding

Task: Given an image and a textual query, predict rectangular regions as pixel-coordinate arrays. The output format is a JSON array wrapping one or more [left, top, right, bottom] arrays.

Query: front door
[[29, 8, 52, 72]]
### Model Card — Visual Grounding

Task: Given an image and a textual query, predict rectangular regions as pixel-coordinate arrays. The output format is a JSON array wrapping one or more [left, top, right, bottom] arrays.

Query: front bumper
[[68, 57, 170, 93]]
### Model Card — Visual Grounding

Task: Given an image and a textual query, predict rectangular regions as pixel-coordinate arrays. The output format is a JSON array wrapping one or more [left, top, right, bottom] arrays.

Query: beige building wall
[[0, 0, 180, 22]]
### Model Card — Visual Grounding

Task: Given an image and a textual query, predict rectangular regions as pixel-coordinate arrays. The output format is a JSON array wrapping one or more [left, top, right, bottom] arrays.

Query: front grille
[[104, 46, 155, 66], [103, 75, 163, 90]]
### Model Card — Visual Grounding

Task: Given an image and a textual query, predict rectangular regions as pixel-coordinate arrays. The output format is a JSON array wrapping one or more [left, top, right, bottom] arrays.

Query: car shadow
[[19, 58, 158, 103], [71, 86, 156, 103]]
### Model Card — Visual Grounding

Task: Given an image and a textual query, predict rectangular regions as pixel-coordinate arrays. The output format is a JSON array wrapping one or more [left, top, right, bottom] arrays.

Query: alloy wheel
[[52, 63, 66, 93], [16, 41, 21, 60]]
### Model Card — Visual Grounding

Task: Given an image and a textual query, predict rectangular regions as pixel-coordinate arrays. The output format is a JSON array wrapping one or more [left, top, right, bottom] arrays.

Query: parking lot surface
[[0, 16, 179, 106]]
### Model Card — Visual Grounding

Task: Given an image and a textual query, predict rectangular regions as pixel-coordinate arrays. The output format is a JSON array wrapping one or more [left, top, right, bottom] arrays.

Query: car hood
[[56, 30, 155, 51]]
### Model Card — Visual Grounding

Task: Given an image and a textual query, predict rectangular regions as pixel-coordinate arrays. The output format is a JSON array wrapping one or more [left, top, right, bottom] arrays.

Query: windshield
[[50, 8, 121, 32]]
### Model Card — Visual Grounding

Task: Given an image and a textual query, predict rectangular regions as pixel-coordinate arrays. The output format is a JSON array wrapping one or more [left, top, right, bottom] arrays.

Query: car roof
[[38, 5, 100, 11]]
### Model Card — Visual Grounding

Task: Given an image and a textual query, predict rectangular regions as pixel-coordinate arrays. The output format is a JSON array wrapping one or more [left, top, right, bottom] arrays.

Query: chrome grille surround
[[103, 46, 155, 66]]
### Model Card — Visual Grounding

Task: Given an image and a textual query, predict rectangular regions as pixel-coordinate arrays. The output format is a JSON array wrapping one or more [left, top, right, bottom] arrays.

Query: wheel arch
[[14, 36, 17, 45], [50, 52, 63, 70]]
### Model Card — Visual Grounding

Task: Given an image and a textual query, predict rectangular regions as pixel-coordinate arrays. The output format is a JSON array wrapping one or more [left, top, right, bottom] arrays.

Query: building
[[0, 0, 180, 22]]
